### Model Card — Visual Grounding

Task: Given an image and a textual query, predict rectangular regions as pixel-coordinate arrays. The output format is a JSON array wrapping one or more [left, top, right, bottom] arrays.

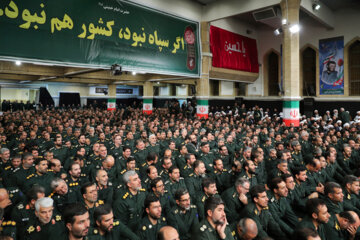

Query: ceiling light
[[282, 19, 287, 25], [132, 71, 137, 75], [312, 3, 320, 10], [274, 28, 283, 36], [15, 60, 22, 66], [289, 24, 300, 33]]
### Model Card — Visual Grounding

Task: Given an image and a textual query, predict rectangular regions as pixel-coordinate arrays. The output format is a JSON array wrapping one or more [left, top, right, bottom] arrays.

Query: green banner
[[0, 0, 200, 77]]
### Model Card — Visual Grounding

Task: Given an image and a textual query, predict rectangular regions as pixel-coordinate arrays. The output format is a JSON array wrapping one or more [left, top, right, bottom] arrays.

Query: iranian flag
[[107, 99, 116, 111], [283, 101, 299, 127], [197, 99, 208, 119], [143, 98, 153, 115]]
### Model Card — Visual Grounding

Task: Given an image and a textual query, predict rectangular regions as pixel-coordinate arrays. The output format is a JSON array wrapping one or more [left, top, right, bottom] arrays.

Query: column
[[107, 84, 116, 111], [280, 0, 301, 127], [143, 81, 153, 115], [196, 22, 211, 119]]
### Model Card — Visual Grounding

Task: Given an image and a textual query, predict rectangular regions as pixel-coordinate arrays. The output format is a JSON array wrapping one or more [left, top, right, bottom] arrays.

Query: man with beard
[[25, 197, 65, 240], [134, 139, 148, 165], [137, 195, 167, 240], [146, 134, 160, 156], [186, 134, 199, 157], [118, 146, 132, 172], [149, 177, 172, 218], [297, 198, 330, 240], [90, 155, 117, 185], [185, 160, 206, 200], [8, 153, 35, 191], [95, 169, 114, 205], [198, 142, 216, 172], [195, 178, 219, 221], [113, 170, 146, 232], [81, 182, 103, 226], [2, 154, 22, 186], [342, 175, 360, 214], [66, 162, 83, 197], [175, 145, 188, 171], [50, 178, 80, 213], [87, 204, 139, 240], [222, 177, 250, 224], [267, 177, 299, 237], [165, 166, 187, 197], [63, 202, 90, 240], [238, 160, 257, 187], [167, 188, 199, 240], [50, 136, 69, 166], [24, 158, 55, 196], [240, 185, 286, 240], [196, 196, 233, 240], [181, 153, 196, 178]]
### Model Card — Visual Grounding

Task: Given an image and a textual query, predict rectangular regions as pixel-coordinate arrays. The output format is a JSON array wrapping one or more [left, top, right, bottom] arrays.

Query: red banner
[[210, 26, 259, 73]]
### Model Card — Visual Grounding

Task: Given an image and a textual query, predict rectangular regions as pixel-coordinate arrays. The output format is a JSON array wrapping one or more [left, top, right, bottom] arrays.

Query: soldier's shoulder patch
[[139, 188, 146, 192], [120, 169, 127, 174], [123, 192, 129, 199], [26, 174, 35, 179], [135, 168, 139, 171], [189, 173, 194, 177], [202, 196, 206, 202], [47, 169, 54, 172], [113, 221, 119, 226], [142, 162, 146, 167], [13, 168, 20, 173], [4, 166, 11, 171], [56, 215, 62, 221], [232, 231, 236, 236], [190, 205, 197, 209], [179, 177, 184, 180]]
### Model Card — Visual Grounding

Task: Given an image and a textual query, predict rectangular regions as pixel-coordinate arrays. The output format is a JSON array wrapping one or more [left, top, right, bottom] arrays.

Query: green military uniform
[[209, 169, 231, 194], [50, 189, 80, 213], [185, 173, 205, 201], [165, 177, 187, 196], [109, 145, 123, 161], [11, 203, 36, 240], [240, 203, 286, 240], [137, 216, 167, 240], [113, 188, 146, 232], [267, 192, 298, 236], [87, 219, 139, 240], [24, 214, 65, 240], [24, 170, 55, 195], [221, 187, 246, 224], [195, 218, 234, 240], [324, 215, 351, 240], [296, 216, 327, 240], [167, 204, 199, 240], [0, 220, 17, 240], [85, 200, 105, 226], [195, 193, 220, 221], [180, 165, 193, 179], [133, 149, 148, 165], [97, 183, 114, 205], [146, 143, 160, 156], [238, 172, 257, 188], [50, 146, 69, 165], [8, 166, 35, 191], [300, 139, 312, 159], [291, 150, 304, 167], [198, 152, 216, 173]]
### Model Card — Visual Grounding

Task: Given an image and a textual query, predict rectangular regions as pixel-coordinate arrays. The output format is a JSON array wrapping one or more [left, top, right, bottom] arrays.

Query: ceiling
[[319, 0, 360, 11]]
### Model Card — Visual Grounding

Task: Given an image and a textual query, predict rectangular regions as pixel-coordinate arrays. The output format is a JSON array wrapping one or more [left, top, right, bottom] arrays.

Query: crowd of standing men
[[0, 103, 359, 240]]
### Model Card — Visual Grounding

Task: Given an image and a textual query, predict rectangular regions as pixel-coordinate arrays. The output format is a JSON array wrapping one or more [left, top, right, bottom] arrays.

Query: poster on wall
[[319, 36, 344, 95]]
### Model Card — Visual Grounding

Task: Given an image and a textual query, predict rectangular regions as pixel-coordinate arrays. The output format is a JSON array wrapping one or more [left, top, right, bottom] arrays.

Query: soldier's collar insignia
[[335, 221, 340, 231], [27, 226, 35, 233], [347, 194, 351, 200]]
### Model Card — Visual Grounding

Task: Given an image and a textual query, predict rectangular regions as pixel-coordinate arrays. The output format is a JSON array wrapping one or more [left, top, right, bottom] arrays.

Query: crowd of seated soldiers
[[0, 104, 359, 240]]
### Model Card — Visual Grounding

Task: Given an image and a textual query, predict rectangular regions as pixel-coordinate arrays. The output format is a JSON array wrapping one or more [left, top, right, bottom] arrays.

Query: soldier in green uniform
[[50, 178, 80, 213], [137, 195, 167, 240], [185, 160, 207, 200], [267, 177, 299, 237], [195, 196, 234, 240], [11, 185, 45, 240], [24, 158, 55, 196], [95, 169, 114, 205], [167, 188, 199, 240], [238, 160, 257, 188], [300, 131, 312, 160], [230, 218, 258, 240], [50, 137, 69, 166], [87, 204, 139, 240], [65, 162, 84, 196], [81, 182, 104, 226], [133, 139, 148, 165], [139, 152, 158, 179], [195, 178, 219, 221], [116, 146, 132, 172], [185, 134, 199, 158], [221, 177, 250, 224], [108, 134, 123, 162], [0, 208, 17, 240], [159, 157, 172, 182], [296, 198, 330, 240], [24, 197, 65, 240], [291, 140, 304, 167], [63, 202, 90, 240], [149, 177, 172, 218], [175, 145, 188, 171], [240, 185, 286, 240], [146, 134, 160, 156], [164, 166, 187, 197], [198, 142, 216, 173], [180, 154, 196, 178], [324, 211, 358, 240], [342, 175, 360, 214], [8, 153, 35, 191], [113, 170, 146, 232], [209, 159, 231, 193]]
